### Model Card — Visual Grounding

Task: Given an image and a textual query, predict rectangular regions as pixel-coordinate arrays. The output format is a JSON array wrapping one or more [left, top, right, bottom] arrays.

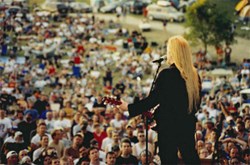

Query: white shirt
[[31, 133, 52, 146], [241, 69, 249, 75], [231, 96, 241, 105], [105, 143, 113, 152], [99, 150, 106, 162], [197, 112, 206, 122], [110, 119, 124, 130], [45, 120, 55, 133], [54, 119, 71, 130], [73, 124, 81, 136], [89, 161, 105, 165], [4, 136, 15, 143], [33, 147, 45, 161], [0, 118, 12, 139], [207, 108, 221, 119], [101, 137, 113, 151], [132, 142, 154, 158]]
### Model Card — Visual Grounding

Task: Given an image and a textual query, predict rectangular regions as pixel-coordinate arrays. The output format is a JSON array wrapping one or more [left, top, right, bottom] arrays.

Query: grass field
[[9, 0, 249, 95], [26, 0, 250, 63]]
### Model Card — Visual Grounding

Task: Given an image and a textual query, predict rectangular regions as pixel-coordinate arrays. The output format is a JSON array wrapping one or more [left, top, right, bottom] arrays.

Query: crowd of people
[[0, 2, 250, 165]]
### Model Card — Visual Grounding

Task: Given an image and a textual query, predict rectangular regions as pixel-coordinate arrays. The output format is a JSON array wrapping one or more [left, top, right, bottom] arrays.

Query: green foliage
[[185, 0, 236, 51]]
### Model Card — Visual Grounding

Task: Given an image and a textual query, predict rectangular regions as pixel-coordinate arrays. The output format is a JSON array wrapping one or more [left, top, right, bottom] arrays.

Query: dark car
[[6, 6, 29, 16], [57, 3, 69, 18], [124, 0, 149, 14]]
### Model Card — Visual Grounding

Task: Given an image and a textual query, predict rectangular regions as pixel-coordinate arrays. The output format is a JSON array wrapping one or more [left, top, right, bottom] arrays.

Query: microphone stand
[[144, 60, 162, 165]]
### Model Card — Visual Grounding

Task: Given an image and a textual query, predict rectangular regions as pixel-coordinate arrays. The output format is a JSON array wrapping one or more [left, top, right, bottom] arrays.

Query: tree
[[185, 0, 236, 52]]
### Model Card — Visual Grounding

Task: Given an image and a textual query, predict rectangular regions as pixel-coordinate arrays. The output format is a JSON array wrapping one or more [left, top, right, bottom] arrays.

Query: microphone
[[152, 55, 167, 63]]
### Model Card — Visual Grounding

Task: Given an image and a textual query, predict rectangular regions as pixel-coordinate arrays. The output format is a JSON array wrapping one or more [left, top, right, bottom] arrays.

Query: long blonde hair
[[167, 36, 200, 113]]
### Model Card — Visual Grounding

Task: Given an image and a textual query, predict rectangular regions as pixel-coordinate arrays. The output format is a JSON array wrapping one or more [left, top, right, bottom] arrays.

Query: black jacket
[[128, 64, 200, 156]]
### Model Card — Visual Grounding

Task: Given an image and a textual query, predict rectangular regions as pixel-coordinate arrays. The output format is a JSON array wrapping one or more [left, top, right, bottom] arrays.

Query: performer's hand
[[119, 99, 128, 112]]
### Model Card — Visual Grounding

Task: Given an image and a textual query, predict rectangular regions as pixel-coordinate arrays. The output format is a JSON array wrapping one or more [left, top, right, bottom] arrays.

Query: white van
[[146, 4, 184, 22]]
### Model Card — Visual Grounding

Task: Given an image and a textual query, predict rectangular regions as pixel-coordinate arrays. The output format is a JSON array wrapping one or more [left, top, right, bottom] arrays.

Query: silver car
[[147, 4, 184, 22], [69, 2, 92, 13]]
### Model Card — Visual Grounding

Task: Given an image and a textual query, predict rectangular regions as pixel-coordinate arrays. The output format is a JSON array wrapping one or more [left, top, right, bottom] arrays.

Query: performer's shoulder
[[160, 66, 177, 74]]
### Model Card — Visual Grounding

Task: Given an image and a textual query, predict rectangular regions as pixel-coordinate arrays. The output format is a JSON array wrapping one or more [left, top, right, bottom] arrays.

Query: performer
[[119, 35, 201, 164]]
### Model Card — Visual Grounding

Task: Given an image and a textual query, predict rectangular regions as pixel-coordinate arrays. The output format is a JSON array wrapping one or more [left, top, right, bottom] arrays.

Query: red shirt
[[93, 131, 107, 149], [48, 66, 56, 75], [74, 56, 81, 64], [76, 45, 85, 54]]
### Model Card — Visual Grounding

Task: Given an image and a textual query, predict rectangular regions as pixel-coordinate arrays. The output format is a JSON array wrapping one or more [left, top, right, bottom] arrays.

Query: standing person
[[101, 127, 114, 151], [106, 151, 116, 165], [115, 138, 138, 165], [163, 19, 167, 31], [138, 150, 155, 165], [64, 134, 83, 160], [6, 151, 19, 165], [17, 112, 37, 147], [88, 146, 106, 165], [132, 131, 154, 159], [30, 123, 51, 151], [224, 44, 232, 66], [0, 109, 12, 148], [33, 135, 49, 161], [143, 7, 148, 18], [119, 35, 201, 164], [49, 129, 64, 157], [116, 6, 122, 22], [215, 44, 224, 66], [93, 123, 107, 150]]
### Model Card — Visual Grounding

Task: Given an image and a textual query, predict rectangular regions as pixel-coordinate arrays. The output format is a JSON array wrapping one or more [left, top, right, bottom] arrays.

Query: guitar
[[102, 96, 122, 107], [102, 96, 158, 130]]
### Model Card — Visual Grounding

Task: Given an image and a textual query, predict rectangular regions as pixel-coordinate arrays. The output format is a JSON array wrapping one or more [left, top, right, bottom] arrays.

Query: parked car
[[6, 6, 21, 15], [39, 1, 68, 17], [157, 0, 196, 12], [100, 1, 123, 13], [157, 0, 172, 7], [178, 0, 196, 12], [146, 4, 184, 22], [124, 0, 149, 14], [69, 2, 92, 13], [57, 3, 69, 18], [41, 2, 68, 12]]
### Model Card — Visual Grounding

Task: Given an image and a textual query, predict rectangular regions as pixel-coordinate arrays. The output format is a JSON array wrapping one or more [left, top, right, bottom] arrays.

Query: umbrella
[[235, 0, 249, 12], [240, 5, 250, 18]]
